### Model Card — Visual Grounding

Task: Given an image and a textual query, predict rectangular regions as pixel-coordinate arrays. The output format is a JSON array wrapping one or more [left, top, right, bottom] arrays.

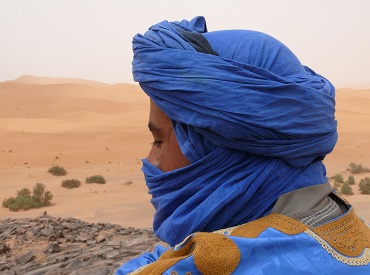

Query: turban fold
[[132, 16, 337, 246]]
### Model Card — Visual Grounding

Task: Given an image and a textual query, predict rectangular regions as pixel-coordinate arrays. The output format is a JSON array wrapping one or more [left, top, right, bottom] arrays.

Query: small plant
[[48, 165, 67, 176], [347, 162, 370, 174], [124, 180, 133, 186], [86, 175, 106, 184], [359, 177, 370, 195], [330, 174, 344, 184], [61, 179, 81, 189], [346, 175, 356, 185], [340, 182, 354, 196], [2, 183, 53, 211]]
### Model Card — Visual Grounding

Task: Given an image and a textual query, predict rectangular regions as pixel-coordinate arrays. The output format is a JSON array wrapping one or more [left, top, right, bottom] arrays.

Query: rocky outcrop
[[0, 213, 160, 274]]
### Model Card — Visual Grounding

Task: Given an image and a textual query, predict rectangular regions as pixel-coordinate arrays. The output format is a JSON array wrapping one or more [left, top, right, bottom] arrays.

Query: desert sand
[[0, 76, 369, 227]]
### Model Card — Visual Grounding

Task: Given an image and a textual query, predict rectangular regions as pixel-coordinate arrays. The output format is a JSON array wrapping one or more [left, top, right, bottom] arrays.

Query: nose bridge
[[147, 146, 160, 167]]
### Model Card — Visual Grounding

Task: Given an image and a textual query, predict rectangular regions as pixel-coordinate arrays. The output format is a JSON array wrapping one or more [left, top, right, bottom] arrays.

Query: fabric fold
[[133, 16, 337, 167]]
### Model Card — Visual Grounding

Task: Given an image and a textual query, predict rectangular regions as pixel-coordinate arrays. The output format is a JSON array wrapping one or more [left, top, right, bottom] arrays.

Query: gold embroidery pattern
[[229, 214, 307, 238], [214, 210, 370, 266], [192, 233, 240, 275], [128, 265, 148, 275], [174, 234, 194, 250], [305, 229, 370, 266], [213, 225, 238, 235], [311, 208, 370, 257]]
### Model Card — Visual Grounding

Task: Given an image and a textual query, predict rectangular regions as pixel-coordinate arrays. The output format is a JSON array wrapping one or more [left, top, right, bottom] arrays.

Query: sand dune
[[0, 79, 152, 227], [0, 78, 369, 227], [11, 75, 110, 86]]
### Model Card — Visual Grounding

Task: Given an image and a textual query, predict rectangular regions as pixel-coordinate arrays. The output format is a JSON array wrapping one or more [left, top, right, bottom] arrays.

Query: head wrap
[[132, 16, 337, 246]]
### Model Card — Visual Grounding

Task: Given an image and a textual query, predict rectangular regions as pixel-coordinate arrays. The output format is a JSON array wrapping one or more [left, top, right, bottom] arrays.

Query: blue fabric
[[142, 151, 326, 247], [115, 245, 168, 275], [116, 209, 370, 274], [132, 16, 337, 246]]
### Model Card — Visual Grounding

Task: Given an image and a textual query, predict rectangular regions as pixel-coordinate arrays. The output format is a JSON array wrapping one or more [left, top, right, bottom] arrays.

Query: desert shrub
[[32, 183, 53, 207], [61, 179, 81, 189], [2, 183, 53, 211], [359, 177, 370, 195], [2, 197, 17, 210], [86, 175, 106, 184], [340, 183, 354, 195], [48, 165, 67, 176], [330, 174, 344, 184], [347, 162, 370, 174], [346, 175, 355, 185], [17, 187, 32, 198]]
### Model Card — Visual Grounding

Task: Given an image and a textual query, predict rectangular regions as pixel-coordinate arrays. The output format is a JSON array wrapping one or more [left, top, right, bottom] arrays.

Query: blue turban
[[132, 16, 337, 246]]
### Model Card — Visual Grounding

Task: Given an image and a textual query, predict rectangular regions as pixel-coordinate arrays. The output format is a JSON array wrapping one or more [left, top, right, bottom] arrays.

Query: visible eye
[[151, 140, 162, 148]]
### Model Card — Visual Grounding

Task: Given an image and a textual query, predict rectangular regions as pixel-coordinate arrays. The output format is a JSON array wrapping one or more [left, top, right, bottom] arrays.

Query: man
[[116, 16, 370, 274]]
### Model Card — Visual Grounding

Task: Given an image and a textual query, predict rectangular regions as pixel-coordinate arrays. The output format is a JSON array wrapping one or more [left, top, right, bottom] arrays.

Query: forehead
[[149, 99, 172, 131]]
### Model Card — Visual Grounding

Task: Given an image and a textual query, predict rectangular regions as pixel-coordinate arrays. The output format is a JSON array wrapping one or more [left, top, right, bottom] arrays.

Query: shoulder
[[129, 200, 370, 274]]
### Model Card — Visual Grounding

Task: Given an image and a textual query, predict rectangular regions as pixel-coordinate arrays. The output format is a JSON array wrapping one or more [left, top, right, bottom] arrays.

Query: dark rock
[[45, 242, 62, 253], [104, 240, 121, 247], [49, 235, 57, 241], [95, 235, 106, 243], [16, 249, 45, 265], [26, 263, 63, 275], [40, 228, 51, 236], [75, 235, 88, 243], [71, 265, 111, 275], [66, 257, 89, 269], [25, 230, 35, 239], [0, 244, 10, 254], [0, 228, 16, 240], [104, 250, 120, 259], [86, 240, 96, 246], [16, 227, 26, 234], [0, 215, 159, 274]]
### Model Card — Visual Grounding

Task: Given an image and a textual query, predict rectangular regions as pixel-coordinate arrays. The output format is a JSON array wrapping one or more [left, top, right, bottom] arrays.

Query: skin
[[147, 99, 190, 172]]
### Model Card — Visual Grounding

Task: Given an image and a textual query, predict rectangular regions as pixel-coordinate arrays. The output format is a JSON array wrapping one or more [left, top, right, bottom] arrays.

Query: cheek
[[159, 135, 190, 172]]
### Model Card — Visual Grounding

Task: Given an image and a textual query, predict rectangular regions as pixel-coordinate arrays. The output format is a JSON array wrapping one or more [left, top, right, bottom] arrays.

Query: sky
[[0, 0, 369, 88]]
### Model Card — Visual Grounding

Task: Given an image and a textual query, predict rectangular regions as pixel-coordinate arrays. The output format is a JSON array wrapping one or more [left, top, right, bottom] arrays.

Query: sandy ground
[[0, 76, 369, 228]]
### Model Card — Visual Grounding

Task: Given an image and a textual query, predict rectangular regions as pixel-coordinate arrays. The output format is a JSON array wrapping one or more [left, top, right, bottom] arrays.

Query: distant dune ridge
[[11, 74, 110, 86], [0, 75, 369, 227]]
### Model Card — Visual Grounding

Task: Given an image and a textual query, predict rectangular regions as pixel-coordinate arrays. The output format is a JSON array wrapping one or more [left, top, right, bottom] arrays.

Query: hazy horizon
[[1, 0, 369, 88]]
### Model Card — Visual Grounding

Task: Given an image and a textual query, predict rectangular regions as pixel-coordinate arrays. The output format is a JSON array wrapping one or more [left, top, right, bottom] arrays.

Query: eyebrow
[[148, 121, 164, 133]]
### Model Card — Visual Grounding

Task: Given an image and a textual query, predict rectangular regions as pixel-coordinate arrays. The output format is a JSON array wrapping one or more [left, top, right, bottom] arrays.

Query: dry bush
[[340, 183, 354, 196], [61, 179, 81, 189], [48, 165, 67, 176], [347, 162, 370, 174], [330, 174, 344, 184], [86, 175, 106, 184], [2, 183, 53, 211], [346, 175, 356, 185], [359, 177, 370, 195]]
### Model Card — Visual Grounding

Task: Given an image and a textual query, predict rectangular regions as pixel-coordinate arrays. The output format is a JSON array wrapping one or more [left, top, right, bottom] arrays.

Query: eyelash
[[151, 141, 162, 148]]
